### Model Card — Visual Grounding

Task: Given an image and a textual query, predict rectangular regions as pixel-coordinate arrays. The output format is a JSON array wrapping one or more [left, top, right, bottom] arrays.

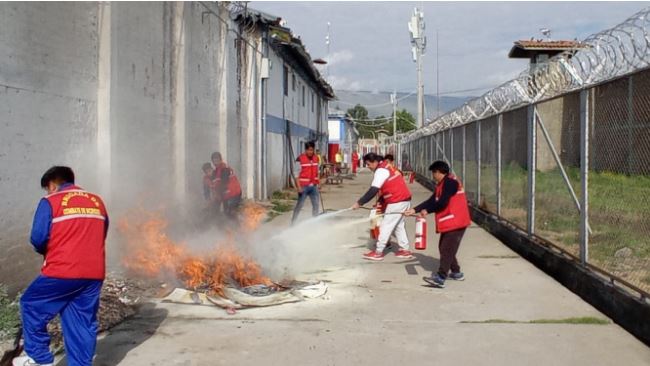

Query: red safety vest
[[434, 175, 471, 233], [43, 185, 108, 280], [377, 161, 411, 204], [214, 164, 242, 200], [297, 153, 320, 187]]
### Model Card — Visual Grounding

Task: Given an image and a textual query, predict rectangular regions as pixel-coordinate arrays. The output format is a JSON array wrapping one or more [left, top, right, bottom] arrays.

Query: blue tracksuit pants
[[20, 275, 102, 366]]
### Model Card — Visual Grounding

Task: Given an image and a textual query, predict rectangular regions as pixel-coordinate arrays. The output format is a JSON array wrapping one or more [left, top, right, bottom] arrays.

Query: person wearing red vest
[[352, 153, 414, 261], [351, 150, 360, 175], [211, 152, 243, 221], [14, 166, 108, 366], [405, 160, 471, 288], [291, 141, 321, 224]]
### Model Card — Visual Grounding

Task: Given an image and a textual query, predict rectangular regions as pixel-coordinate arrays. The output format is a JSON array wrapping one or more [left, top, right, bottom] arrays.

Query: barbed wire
[[404, 7, 650, 142]]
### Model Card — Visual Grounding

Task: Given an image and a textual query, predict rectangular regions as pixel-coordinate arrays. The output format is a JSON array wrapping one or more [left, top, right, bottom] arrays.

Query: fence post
[[450, 128, 454, 172], [477, 120, 482, 206], [527, 104, 536, 236], [580, 89, 590, 265], [462, 125, 466, 183], [497, 114, 503, 216]]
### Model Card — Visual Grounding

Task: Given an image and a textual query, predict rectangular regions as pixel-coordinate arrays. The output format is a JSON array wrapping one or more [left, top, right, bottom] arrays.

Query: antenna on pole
[[408, 7, 426, 128]]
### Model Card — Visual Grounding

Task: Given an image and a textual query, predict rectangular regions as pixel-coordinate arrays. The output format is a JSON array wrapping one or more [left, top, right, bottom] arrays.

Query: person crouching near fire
[[13, 166, 108, 366], [201, 163, 221, 223], [351, 153, 414, 261], [404, 160, 471, 288], [211, 152, 243, 222]]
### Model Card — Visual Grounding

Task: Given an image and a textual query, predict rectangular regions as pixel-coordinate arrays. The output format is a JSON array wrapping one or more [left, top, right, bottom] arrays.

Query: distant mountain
[[330, 90, 474, 119]]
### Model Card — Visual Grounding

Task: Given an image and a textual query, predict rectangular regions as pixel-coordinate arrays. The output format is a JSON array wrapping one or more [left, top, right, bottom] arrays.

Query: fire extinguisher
[[414, 216, 427, 250], [409, 172, 416, 184]]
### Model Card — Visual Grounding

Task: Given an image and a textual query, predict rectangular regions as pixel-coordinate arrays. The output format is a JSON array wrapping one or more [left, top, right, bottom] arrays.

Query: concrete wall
[[0, 2, 270, 293], [0, 2, 100, 292]]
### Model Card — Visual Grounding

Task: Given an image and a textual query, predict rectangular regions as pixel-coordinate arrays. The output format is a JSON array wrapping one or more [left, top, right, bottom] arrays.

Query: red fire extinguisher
[[414, 216, 427, 250], [409, 172, 416, 184]]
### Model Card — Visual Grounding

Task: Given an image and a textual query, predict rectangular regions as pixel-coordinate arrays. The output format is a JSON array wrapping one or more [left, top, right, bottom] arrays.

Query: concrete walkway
[[90, 171, 650, 366]]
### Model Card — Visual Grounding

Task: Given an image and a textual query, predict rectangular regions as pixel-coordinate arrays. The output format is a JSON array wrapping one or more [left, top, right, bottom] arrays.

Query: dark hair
[[384, 154, 394, 162], [202, 162, 212, 172], [41, 166, 75, 188], [363, 152, 384, 163], [429, 160, 450, 175], [305, 141, 315, 150], [211, 152, 222, 161]]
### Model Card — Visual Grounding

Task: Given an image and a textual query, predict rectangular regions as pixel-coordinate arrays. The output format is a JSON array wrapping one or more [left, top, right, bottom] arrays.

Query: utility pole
[[408, 8, 426, 128], [436, 29, 440, 118], [391, 90, 397, 138]]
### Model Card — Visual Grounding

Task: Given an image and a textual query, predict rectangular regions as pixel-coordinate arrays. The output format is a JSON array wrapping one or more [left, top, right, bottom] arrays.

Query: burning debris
[[117, 206, 327, 312]]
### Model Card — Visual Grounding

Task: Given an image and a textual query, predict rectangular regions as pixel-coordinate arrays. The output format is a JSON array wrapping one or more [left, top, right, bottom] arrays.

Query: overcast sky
[[251, 1, 648, 96]]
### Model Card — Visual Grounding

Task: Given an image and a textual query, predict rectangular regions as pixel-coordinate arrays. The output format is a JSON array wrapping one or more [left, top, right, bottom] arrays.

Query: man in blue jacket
[[13, 166, 109, 366]]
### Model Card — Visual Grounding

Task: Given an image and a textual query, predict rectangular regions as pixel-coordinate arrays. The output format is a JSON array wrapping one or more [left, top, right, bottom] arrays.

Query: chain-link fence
[[398, 8, 650, 297]]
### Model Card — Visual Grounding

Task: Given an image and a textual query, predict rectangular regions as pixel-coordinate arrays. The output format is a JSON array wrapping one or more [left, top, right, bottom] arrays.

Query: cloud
[[325, 50, 354, 67], [327, 75, 362, 91], [252, 2, 647, 94]]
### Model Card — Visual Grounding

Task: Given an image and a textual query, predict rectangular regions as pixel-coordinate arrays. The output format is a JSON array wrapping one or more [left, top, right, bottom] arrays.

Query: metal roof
[[233, 8, 335, 100]]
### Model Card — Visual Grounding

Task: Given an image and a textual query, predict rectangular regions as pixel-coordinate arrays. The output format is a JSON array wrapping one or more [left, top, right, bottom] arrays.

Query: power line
[[334, 91, 416, 108]]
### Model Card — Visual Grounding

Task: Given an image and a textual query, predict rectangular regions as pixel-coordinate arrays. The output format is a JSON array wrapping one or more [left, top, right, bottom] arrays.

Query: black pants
[[436, 228, 466, 278]]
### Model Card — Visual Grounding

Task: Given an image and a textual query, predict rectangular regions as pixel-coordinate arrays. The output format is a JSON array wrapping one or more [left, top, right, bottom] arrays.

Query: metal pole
[[477, 120, 482, 206], [579, 89, 590, 265], [497, 114, 503, 216], [442, 131, 446, 161], [462, 125, 466, 182], [436, 29, 440, 118], [417, 47, 424, 128], [527, 104, 536, 236], [450, 128, 454, 172], [393, 90, 397, 139]]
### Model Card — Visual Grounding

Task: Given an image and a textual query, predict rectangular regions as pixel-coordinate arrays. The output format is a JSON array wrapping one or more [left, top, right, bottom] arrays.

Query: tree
[[392, 109, 416, 134], [347, 104, 368, 120], [345, 105, 416, 139]]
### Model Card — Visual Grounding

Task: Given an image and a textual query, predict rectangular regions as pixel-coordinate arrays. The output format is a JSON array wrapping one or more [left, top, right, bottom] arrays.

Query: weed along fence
[[401, 8, 650, 298]]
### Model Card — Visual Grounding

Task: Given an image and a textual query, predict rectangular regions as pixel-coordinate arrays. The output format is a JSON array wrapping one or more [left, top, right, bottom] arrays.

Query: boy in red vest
[[405, 160, 471, 288], [291, 141, 321, 224], [352, 153, 413, 261], [211, 152, 242, 221], [14, 166, 108, 366]]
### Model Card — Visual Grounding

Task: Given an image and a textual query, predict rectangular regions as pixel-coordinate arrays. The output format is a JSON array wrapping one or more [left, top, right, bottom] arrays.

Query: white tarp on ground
[[161, 282, 328, 309]]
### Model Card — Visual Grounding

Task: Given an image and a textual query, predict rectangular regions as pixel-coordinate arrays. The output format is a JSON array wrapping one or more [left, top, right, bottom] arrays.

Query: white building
[[235, 10, 335, 194]]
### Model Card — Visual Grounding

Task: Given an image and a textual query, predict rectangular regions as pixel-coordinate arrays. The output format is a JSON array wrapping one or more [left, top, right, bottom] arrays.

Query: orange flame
[[240, 202, 267, 232], [118, 209, 272, 296]]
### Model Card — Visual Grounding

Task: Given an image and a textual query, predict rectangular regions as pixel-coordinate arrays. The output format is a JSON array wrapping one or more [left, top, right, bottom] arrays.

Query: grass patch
[[0, 285, 20, 341], [271, 200, 293, 213], [482, 164, 650, 292], [461, 317, 609, 325], [264, 198, 296, 222], [271, 190, 297, 201]]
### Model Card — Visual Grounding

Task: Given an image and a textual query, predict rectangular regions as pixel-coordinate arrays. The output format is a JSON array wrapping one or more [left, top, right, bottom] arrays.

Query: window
[[292, 73, 296, 91], [302, 86, 306, 107], [283, 65, 288, 96], [311, 92, 315, 113]]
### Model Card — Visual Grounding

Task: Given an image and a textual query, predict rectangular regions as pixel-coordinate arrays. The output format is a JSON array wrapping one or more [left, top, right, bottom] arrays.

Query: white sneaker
[[12, 356, 53, 366]]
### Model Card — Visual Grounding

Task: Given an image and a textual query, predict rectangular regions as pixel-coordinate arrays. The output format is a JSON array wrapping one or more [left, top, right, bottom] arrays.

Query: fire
[[240, 202, 267, 232], [118, 210, 187, 278], [118, 209, 272, 297]]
